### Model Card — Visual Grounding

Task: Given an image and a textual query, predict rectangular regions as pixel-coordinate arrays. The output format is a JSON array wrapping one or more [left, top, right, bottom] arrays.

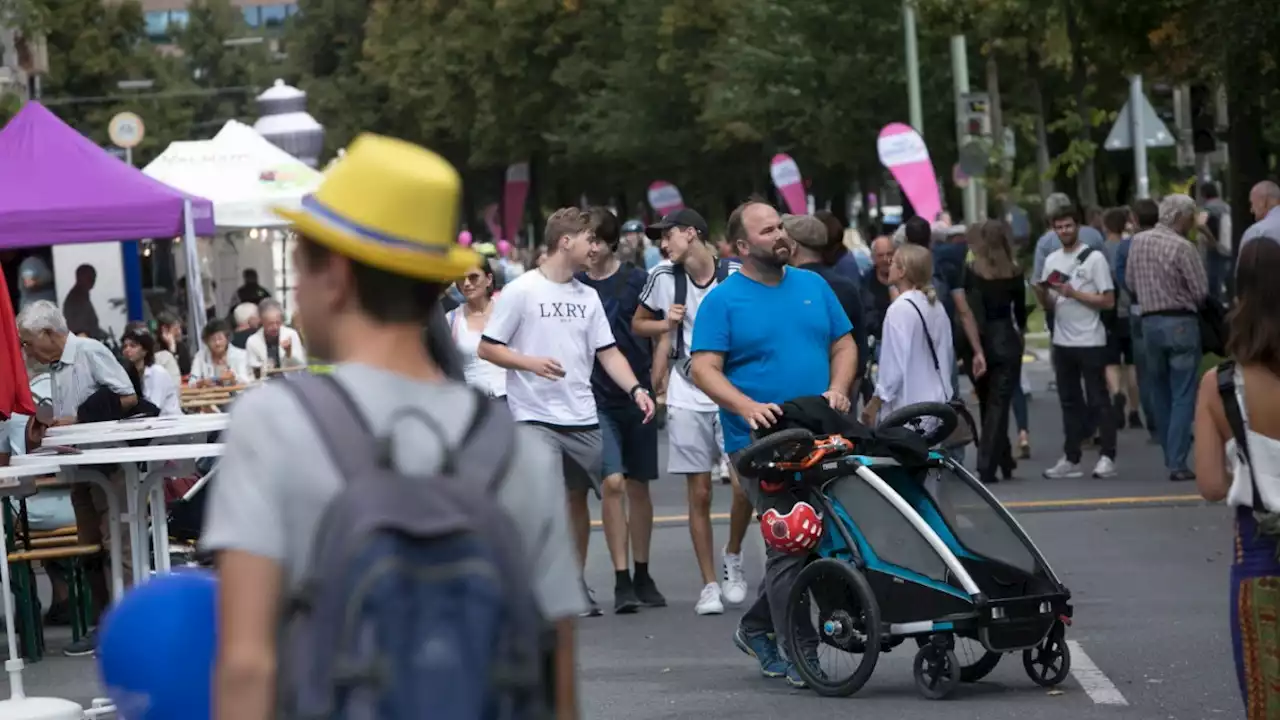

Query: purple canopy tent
[[0, 102, 215, 337], [0, 102, 214, 246]]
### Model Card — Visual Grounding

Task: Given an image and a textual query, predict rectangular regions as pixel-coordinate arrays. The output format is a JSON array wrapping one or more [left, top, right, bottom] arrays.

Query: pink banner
[[482, 203, 501, 240], [503, 162, 530, 242], [769, 153, 806, 215], [876, 123, 942, 222], [647, 180, 684, 216]]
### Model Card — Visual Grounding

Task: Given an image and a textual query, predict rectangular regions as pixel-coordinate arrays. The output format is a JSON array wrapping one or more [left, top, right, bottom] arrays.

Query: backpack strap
[[283, 373, 383, 484], [670, 264, 689, 359], [1217, 361, 1266, 512], [1075, 246, 1094, 266]]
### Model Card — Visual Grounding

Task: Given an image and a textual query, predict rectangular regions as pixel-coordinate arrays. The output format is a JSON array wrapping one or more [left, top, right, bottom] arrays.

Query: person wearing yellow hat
[[201, 134, 587, 720]]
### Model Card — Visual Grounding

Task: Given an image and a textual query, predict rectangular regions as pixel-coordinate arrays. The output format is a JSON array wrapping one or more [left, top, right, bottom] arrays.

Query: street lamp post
[[903, 0, 923, 135]]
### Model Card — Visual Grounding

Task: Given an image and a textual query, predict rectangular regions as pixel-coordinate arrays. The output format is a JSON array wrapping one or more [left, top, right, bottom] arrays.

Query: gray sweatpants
[[733, 450, 819, 660]]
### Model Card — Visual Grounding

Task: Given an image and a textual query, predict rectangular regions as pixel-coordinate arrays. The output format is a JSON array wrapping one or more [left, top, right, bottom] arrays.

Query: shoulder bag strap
[[1217, 361, 1266, 512], [671, 264, 689, 359], [904, 298, 943, 378]]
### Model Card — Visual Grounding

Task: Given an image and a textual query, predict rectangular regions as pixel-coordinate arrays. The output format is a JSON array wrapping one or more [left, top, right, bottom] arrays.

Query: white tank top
[[450, 308, 507, 398], [1227, 370, 1280, 509]]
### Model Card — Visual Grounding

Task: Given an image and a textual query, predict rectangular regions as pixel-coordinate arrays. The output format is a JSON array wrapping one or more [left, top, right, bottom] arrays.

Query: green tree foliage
[[35, 0, 194, 165], [176, 0, 276, 137]]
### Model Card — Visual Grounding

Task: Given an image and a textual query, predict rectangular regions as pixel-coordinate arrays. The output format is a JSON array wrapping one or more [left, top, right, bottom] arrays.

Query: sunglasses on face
[[461, 272, 487, 285]]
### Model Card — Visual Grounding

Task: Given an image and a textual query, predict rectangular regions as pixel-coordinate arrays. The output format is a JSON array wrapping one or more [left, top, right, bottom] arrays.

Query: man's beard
[[749, 243, 791, 270]]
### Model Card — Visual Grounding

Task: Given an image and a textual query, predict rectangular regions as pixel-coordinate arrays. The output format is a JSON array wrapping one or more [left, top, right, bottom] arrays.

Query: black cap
[[645, 208, 708, 240]]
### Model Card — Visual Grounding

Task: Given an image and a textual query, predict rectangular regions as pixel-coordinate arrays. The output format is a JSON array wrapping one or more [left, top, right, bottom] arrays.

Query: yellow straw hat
[[274, 133, 480, 282]]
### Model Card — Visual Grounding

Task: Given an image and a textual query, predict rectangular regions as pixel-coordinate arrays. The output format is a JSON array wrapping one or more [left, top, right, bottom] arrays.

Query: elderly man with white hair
[[15, 300, 139, 656], [244, 297, 307, 375], [1125, 193, 1208, 483], [230, 301, 259, 349]]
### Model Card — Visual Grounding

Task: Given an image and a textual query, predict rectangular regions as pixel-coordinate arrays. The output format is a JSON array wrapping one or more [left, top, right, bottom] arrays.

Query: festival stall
[[143, 120, 322, 315], [0, 102, 215, 340]]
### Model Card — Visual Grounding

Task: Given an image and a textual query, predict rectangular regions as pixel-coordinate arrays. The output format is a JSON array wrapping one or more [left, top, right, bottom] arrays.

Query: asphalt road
[[4, 353, 1245, 719]]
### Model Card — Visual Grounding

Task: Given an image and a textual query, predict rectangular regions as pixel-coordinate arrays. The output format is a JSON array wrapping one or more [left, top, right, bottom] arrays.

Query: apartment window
[[260, 4, 288, 28], [144, 11, 170, 40], [285, 4, 299, 16], [241, 6, 260, 27], [168, 9, 189, 29]]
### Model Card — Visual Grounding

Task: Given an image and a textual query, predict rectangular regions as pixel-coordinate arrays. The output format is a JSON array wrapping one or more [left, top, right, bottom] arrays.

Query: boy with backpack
[[202, 135, 587, 720], [632, 208, 754, 616]]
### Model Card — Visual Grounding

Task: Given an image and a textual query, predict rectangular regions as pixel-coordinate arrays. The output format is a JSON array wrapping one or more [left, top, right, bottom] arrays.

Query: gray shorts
[[524, 423, 604, 497], [667, 407, 724, 475]]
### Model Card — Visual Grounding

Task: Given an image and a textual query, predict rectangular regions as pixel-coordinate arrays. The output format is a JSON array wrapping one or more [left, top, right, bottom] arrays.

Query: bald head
[[871, 235, 895, 275], [1251, 181, 1280, 221]]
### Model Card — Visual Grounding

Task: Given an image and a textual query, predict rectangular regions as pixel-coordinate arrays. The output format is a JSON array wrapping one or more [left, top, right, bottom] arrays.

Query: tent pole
[[182, 200, 206, 347]]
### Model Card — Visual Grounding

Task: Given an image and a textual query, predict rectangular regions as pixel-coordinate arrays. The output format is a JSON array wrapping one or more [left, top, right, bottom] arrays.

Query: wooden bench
[[8, 543, 101, 563]]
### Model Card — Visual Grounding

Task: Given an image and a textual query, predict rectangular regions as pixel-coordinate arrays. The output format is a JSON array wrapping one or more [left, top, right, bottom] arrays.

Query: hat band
[[298, 195, 450, 255]]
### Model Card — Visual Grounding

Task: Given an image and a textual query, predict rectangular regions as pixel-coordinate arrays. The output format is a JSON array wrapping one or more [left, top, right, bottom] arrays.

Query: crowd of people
[[7, 128, 1280, 718]]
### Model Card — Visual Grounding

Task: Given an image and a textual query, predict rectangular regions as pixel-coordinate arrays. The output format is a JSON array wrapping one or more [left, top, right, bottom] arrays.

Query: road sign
[[1104, 94, 1174, 151], [958, 140, 989, 176], [108, 112, 145, 149]]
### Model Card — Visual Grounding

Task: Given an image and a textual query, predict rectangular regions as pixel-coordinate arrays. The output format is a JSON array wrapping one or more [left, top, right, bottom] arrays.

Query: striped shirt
[[1124, 224, 1208, 315], [50, 335, 136, 417]]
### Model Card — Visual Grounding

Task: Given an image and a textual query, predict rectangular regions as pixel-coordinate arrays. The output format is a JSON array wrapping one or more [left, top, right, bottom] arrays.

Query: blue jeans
[[1011, 381, 1028, 433], [1140, 314, 1201, 473], [1205, 252, 1233, 307], [1129, 313, 1160, 441]]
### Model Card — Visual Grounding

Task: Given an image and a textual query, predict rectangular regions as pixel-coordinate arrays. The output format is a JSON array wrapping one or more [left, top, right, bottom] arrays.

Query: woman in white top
[[861, 243, 955, 426], [447, 262, 506, 398], [120, 328, 182, 416], [1194, 238, 1280, 718], [189, 318, 253, 387]]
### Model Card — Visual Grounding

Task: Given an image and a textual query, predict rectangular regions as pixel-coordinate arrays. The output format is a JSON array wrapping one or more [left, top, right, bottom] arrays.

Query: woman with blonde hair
[[861, 243, 955, 426], [964, 220, 1027, 483]]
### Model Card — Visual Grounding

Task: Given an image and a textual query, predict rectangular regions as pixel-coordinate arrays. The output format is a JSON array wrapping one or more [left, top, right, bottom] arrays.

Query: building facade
[[139, 0, 299, 43]]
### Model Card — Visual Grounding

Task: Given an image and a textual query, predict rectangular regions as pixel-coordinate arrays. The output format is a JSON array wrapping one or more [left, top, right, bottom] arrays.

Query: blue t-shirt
[[691, 268, 852, 454], [576, 263, 653, 409]]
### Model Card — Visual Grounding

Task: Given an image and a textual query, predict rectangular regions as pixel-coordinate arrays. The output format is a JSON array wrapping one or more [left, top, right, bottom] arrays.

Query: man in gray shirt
[[16, 299, 137, 657], [202, 137, 586, 720]]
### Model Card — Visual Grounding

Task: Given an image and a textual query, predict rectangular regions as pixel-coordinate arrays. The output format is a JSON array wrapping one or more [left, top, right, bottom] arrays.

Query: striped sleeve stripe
[[639, 265, 674, 307]]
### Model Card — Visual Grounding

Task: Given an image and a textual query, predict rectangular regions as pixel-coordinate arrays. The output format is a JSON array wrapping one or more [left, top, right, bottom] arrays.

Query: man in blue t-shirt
[[575, 207, 665, 615], [690, 199, 856, 689]]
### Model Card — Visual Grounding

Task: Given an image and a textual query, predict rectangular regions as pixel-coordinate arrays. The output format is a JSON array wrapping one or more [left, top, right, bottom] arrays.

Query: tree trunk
[[1226, 49, 1269, 294], [1027, 45, 1054, 203], [1064, 0, 1098, 209]]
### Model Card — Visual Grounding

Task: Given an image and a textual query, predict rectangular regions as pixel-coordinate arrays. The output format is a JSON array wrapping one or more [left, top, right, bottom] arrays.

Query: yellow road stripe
[[588, 494, 1205, 527]]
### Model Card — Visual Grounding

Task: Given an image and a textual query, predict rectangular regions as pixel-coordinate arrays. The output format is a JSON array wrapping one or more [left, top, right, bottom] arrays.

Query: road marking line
[[588, 494, 1204, 526], [1067, 640, 1129, 706]]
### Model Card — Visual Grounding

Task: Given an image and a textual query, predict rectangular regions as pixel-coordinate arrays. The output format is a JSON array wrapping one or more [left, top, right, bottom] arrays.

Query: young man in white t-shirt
[[632, 208, 754, 616], [1038, 208, 1118, 480], [480, 207, 656, 616]]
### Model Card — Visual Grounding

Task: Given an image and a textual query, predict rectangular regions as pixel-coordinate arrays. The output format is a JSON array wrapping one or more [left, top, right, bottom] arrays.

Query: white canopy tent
[[144, 120, 323, 316]]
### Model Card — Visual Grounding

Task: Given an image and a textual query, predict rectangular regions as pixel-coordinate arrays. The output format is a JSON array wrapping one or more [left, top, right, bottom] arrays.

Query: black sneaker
[[44, 602, 71, 627], [1169, 470, 1196, 482], [1128, 411, 1144, 430], [634, 576, 667, 608], [579, 586, 603, 618], [614, 585, 641, 614], [63, 628, 97, 657]]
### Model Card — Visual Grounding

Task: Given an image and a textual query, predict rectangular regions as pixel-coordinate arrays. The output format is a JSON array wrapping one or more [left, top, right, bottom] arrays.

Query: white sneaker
[[1043, 457, 1083, 479], [722, 549, 748, 605], [712, 456, 729, 483], [695, 582, 725, 615], [1093, 456, 1116, 478]]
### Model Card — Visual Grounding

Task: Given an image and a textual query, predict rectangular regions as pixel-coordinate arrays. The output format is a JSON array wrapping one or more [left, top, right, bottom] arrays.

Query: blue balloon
[[97, 569, 218, 720]]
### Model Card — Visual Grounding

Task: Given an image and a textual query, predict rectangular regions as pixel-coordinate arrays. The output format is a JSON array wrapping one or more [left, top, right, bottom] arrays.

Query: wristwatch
[[629, 384, 650, 400]]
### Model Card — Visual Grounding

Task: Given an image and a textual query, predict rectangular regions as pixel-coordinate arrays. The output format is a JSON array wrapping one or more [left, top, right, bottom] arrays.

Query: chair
[[3, 499, 100, 662]]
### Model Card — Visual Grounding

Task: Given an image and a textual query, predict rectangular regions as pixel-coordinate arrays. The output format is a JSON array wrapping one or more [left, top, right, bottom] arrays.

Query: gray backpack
[[280, 372, 548, 719]]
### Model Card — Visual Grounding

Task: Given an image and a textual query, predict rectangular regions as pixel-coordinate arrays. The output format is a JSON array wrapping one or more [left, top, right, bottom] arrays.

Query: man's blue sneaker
[[733, 627, 788, 678], [786, 662, 822, 689]]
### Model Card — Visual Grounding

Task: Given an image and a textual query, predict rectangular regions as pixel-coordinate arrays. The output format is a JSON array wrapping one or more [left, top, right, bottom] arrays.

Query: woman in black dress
[[965, 221, 1028, 483]]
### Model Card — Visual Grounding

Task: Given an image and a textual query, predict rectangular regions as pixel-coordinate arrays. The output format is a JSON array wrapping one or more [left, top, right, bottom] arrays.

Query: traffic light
[[1190, 84, 1217, 153]]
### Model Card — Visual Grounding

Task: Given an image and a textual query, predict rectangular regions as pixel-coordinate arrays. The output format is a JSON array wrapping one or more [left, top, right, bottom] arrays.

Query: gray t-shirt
[[1100, 239, 1131, 318], [200, 364, 588, 622], [1040, 245, 1113, 348]]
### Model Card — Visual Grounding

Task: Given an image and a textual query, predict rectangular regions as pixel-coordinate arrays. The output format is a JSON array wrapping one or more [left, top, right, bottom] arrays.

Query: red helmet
[[760, 502, 824, 555]]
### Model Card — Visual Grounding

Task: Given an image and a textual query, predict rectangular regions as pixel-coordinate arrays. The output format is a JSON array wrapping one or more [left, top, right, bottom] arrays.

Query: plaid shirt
[[1124, 224, 1208, 315]]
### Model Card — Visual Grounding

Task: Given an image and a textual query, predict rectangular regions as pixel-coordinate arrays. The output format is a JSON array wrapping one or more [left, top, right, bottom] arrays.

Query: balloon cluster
[[458, 230, 474, 247]]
